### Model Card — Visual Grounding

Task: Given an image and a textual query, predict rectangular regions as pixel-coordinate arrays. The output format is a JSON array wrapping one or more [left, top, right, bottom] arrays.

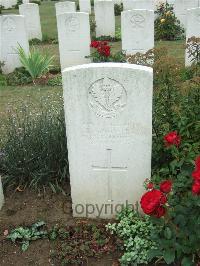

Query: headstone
[[57, 12, 90, 70], [62, 63, 153, 219], [22, 0, 29, 3], [2, 0, 13, 9], [94, 0, 115, 37], [19, 3, 42, 40], [12, 0, 17, 6], [55, 1, 76, 16], [122, 9, 154, 55], [79, 0, 91, 14], [174, 0, 199, 28], [0, 176, 4, 210], [123, 0, 154, 11], [0, 15, 29, 74], [185, 7, 200, 66]]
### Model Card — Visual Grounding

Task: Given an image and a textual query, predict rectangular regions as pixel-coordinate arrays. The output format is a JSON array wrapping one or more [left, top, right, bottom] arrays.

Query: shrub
[[6, 67, 32, 86], [0, 100, 68, 190], [155, 2, 184, 40], [107, 208, 158, 265], [17, 46, 54, 84], [141, 130, 200, 265], [114, 3, 123, 16]]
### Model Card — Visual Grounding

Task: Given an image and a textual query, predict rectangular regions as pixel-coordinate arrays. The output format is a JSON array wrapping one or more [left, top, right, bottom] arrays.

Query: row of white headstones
[[0, 2, 200, 217], [0, 1, 200, 73]]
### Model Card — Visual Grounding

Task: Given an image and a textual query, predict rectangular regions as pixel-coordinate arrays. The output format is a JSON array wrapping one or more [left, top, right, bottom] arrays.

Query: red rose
[[195, 156, 200, 170], [164, 131, 181, 147], [90, 41, 100, 48], [140, 189, 167, 218], [104, 45, 111, 57], [154, 206, 166, 218], [192, 182, 200, 195], [147, 182, 154, 190], [192, 169, 200, 182], [160, 180, 172, 193]]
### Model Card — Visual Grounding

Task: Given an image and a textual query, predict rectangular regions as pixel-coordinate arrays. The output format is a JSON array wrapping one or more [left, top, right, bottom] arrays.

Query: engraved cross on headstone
[[92, 149, 127, 202]]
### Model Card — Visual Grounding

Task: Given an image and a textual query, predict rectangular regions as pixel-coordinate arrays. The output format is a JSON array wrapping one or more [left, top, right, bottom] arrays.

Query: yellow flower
[[160, 18, 165, 23]]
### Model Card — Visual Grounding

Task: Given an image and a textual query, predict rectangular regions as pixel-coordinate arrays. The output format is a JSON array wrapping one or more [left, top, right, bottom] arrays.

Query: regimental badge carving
[[3, 18, 16, 32], [130, 14, 145, 28], [88, 77, 127, 118], [65, 16, 80, 32]]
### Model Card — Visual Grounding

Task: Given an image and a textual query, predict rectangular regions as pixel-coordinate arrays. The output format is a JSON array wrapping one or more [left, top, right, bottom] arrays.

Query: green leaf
[[181, 256, 193, 266], [148, 249, 162, 260], [163, 249, 175, 264], [164, 227, 172, 240]]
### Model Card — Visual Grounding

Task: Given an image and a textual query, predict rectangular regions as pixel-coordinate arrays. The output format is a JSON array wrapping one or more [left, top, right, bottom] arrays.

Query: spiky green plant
[[17, 46, 54, 84]]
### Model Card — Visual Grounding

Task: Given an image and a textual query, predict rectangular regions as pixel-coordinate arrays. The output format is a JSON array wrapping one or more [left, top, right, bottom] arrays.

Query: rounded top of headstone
[[62, 63, 153, 75]]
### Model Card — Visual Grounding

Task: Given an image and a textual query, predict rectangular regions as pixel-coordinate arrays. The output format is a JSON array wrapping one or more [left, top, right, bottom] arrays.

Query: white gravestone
[[122, 9, 154, 55], [22, 0, 29, 3], [2, 0, 13, 9], [57, 12, 91, 70], [0, 15, 29, 74], [94, 0, 115, 37], [0, 176, 4, 210], [174, 0, 199, 29], [19, 3, 42, 40], [79, 0, 91, 14], [55, 1, 76, 16], [62, 63, 153, 219], [185, 7, 200, 66], [123, 0, 154, 11]]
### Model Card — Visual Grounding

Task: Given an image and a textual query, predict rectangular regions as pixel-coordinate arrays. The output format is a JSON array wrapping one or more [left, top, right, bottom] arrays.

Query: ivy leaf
[[163, 249, 175, 264]]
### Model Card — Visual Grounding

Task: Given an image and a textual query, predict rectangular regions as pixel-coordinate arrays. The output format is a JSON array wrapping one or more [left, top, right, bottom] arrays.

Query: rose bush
[[155, 2, 184, 40], [140, 131, 200, 265], [90, 41, 126, 63]]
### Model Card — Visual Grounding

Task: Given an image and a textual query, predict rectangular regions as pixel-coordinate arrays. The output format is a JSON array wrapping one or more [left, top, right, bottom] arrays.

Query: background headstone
[[19, 3, 42, 40], [122, 9, 154, 55], [62, 63, 153, 218], [79, 0, 91, 14], [94, 0, 115, 37], [57, 12, 90, 70], [0, 15, 29, 74], [0, 176, 4, 211], [123, 0, 154, 11], [55, 1, 76, 16], [174, 0, 199, 28], [185, 7, 200, 66], [2, 0, 13, 9], [22, 0, 29, 3]]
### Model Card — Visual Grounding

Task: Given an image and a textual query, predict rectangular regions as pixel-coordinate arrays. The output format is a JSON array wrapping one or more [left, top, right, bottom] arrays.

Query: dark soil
[[0, 186, 120, 266]]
